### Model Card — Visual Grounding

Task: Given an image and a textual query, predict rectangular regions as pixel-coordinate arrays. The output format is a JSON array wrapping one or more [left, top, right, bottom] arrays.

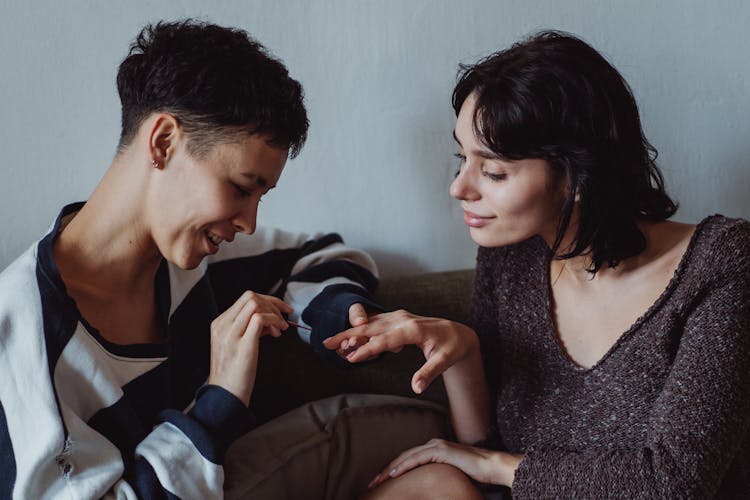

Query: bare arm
[[324, 311, 492, 443]]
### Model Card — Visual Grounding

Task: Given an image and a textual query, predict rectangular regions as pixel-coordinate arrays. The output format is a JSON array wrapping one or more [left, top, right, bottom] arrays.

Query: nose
[[231, 201, 258, 235], [449, 165, 480, 201]]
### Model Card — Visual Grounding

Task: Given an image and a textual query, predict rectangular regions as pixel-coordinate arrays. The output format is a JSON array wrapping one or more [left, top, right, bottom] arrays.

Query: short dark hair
[[453, 31, 677, 273], [116, 20, 308, 158]]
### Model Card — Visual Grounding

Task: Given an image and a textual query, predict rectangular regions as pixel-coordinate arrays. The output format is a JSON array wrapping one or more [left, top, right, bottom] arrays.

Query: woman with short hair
[[0, 20, 379, 498]]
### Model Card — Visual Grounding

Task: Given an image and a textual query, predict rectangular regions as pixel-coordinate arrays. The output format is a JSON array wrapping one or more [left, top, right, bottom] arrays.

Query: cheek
[[187, 185, 236, 222], [486, 182, 544, 216]]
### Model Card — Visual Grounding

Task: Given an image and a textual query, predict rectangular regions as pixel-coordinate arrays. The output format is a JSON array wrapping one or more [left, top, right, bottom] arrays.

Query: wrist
[[447, 325, 481, 371], [490, 452, 523, 487]]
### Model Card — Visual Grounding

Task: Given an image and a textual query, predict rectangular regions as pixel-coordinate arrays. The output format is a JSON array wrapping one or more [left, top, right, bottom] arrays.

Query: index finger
[[323, 323, 372, 349], [266, 295, 293, 314]]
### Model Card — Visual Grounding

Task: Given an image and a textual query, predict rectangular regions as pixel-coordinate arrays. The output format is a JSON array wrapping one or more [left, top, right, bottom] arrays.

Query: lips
[[204, 230, 222, 254], [463, 210, 495, 228]]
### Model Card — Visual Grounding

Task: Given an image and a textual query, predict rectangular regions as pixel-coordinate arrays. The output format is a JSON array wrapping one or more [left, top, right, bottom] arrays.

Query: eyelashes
[[453, 153, 466, 178], [233, 183, 251, 198], [452, 153, 506, 181], [483, 172, 507, 181]]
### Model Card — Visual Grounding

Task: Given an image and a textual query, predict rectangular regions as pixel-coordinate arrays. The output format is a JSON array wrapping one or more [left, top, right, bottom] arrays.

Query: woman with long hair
[[329, 31, 750, 498]]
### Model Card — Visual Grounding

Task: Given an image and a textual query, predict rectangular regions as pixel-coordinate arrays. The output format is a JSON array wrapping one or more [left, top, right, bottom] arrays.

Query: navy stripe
[[301, 283, 383, 365], [35, 202, 87, 445], [187, 385, 255, 458], [298, 233, 344, 258], [36, 204, 84, 376], [166, 276, 216, 410], [163, 386, 254, 464], [89, 397, 149, 481], [207, 249, 300, 310], [88, 362, 171, 473], [289, 260, 378, 292], [0, 399, 16, 498], [131, 457, 168, 500]]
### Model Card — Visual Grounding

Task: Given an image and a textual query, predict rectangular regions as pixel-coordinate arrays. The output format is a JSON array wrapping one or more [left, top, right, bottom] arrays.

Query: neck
[[548, 218, 671, 286], [54, 151, 162, 297], [543, 208, 597, 284]]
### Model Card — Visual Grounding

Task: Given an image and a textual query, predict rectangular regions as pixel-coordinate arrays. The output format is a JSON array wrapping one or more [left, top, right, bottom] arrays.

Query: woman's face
[[152, 132, 287, 269], [450, 93, 566, 248]]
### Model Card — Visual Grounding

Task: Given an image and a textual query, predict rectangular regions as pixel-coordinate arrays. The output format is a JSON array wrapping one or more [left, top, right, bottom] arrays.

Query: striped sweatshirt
[[0, 202, 380, 499]]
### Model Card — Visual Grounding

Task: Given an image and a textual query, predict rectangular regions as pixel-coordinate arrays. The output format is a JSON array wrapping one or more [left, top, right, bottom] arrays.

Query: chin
[[469, 227, 529, 249], [167, 249, 204, 270], [180, 255, 205, 270]]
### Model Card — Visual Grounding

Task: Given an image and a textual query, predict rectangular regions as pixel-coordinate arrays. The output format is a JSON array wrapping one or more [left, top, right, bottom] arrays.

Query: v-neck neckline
[[541, 216, 714, 372]]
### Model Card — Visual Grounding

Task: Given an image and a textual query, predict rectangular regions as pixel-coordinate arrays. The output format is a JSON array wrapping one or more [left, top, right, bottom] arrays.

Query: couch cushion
[[375, 269, 474, 323]]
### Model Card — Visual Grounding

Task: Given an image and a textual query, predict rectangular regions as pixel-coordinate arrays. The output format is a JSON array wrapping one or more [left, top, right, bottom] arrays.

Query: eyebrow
[[241, 172, 276, 189], [452, 130, 503, 160]]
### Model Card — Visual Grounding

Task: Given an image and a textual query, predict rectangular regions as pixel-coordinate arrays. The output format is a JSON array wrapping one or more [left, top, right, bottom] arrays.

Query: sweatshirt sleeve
[[128, 384, 255, 498], [282, 233, 383, 356], [207, 227, 382, 363], [511, 224, 750, 499]]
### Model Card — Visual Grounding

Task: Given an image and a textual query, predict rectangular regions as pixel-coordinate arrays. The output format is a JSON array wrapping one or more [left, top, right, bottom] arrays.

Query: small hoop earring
[[152, 159, 160, 168]]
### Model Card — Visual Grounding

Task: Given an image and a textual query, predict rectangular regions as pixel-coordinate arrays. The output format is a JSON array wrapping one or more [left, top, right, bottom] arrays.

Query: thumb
[[348, 303, 369, 327]]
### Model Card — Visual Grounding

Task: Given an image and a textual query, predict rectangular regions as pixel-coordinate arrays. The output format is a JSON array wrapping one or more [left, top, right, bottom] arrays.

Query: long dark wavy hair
[[453, 31, 677, 273]]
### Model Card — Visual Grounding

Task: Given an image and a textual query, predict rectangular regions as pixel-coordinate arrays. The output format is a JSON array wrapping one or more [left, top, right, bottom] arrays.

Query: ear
[[148, 113, 182, 168]]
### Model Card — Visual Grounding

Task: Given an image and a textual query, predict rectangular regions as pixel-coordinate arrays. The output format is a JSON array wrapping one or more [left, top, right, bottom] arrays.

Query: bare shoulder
[[638, 220, 696, 269], [647, 215, 750, 278]]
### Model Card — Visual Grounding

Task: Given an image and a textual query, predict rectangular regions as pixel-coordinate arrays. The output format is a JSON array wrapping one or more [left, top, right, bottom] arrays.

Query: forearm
[[443, 331, 492, 444]]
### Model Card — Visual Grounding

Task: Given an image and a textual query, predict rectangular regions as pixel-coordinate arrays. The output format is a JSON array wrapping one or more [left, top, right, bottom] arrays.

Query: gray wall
[[1, 1, 748, 276]]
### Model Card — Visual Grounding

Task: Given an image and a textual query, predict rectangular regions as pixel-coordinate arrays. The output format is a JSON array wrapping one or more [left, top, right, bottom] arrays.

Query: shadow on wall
[[726, 153, 750, 219], [367, 249, 430, 280]]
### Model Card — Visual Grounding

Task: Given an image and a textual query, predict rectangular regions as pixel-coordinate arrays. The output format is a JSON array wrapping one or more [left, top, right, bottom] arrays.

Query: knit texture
[[472, 215, 750, 499]]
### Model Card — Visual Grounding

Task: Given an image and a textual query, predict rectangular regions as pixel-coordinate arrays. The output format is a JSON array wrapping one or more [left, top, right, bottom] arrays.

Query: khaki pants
[[224, 394, 448, 500]]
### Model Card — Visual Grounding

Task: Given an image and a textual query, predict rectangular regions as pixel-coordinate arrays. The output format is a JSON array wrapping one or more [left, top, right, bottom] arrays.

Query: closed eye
[[482, 171, 507, 181], [232, 183, 252, 198]]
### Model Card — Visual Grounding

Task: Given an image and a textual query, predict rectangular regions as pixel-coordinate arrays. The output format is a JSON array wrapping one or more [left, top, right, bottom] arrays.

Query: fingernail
[[414, 381, 423, 393], [389, 468, 397, 477]]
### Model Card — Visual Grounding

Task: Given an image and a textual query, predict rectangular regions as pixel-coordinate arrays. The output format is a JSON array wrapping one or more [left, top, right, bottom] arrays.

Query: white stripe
[[136, 422, 223, 500], [167, 259, 208, 318], [284, 277, 361, 343], [54, 403, 126, 499], [207, 226, 314, 265], [0, 246, 73, 500], [168, 227, 317, 317], [54, 324, 165, 421], [290, 242, 378, 278]]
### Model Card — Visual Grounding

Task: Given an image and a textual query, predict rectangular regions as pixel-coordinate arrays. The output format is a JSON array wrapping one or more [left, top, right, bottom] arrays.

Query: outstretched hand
[[332, 302, 373, 357], [323, 310, 478, 394]]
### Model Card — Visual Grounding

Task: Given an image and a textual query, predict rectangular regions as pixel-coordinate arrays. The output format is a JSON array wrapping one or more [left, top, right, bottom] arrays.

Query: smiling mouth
[[206, 230, 223, 247], [463, 210, 494, 220], [463, 210, 495, 228]]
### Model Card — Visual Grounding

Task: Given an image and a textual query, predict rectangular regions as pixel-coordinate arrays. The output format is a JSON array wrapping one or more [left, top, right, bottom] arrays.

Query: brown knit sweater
[[471, 215, 750, 499]]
